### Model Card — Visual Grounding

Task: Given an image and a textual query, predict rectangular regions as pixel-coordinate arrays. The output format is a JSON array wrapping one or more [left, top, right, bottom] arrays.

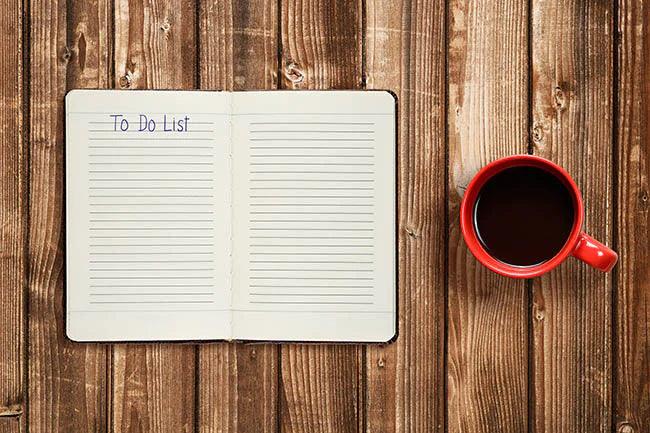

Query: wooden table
[[1, 0, 648, 431]]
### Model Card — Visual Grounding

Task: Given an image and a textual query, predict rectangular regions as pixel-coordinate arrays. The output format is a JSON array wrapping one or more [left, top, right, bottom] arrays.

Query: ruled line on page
[[250, 293, 373, 297], [250, 260, 374, 264], [89, 292, 216, 295], [90, 244, 215, 247], [248, 195, 374, 198], [250, 284, 373, 288], [248, 301, 373, 305], [90, 284, 214, 288], [89, 220, 213, 222], [89, 227, 214, 230], [249, 139, 374, 142], [89, 146, 214, 149], [89, 211, 215, 214], [88, 185, 214, 191], [89, 154, 213, 157], [89, 259, 214, 263], [250, 211, 374, 215], [88, 120, 216, 125], [89, 276, 215, 280], [89, 251, 214, 255], [250, 227, 373, 231], [249, 277, 374, 281], [88, 129, 215, 133], [250, 153, 373, 157], [89, 300, 216, 304], [249, 130, 374, 133], [88, 170, 215, 174], [244, 119, 378, 308], [81, 113, 222, 311], [89, 161, 215, 165], [250, 163, 375, 166], [249, 121, 376, 125], [249, 252, 373, 256], [88, 137, 215, 141]]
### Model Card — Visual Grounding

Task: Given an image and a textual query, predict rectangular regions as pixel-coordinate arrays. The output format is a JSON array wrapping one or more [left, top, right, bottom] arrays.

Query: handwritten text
[[109, 114, 191, 132]]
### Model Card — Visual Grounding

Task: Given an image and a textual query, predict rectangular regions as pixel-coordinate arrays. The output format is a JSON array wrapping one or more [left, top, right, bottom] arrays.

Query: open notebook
[[65, 90, 396, 342]]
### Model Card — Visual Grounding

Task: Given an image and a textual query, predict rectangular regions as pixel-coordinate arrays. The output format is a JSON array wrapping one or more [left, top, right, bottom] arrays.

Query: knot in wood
[[61, 46, 72, 63], [405, 226, 420, 239], [159, 20, 171, 33], [377, 357, 386, 368], [119, 74, 132, 89], [617, 422, 635, 433], [532, 303, 545, 321], [284, 62, 305, 84], [640, 189, 649, 207], [531, 122, 544, 146], [553, 85, 567, 111]]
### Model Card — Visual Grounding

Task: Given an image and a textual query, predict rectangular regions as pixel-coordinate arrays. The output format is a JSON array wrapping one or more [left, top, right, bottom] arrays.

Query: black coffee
[[473, 166, 575, 266]]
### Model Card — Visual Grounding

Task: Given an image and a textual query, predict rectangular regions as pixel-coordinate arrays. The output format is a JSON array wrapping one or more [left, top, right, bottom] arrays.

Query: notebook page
[[65, 90, 232, 341], [231, 91, 396, 342]]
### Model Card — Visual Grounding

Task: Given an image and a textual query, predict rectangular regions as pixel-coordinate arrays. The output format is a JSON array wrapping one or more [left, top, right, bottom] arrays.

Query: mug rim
[[459, 154, 584, 278]]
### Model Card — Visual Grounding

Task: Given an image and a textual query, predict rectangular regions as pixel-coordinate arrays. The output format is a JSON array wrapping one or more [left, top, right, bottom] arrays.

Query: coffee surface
[[473, 166, 575, 266]]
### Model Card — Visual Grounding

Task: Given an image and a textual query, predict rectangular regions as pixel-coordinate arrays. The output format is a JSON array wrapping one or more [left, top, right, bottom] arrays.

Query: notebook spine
[[228, 94, 235, 339]]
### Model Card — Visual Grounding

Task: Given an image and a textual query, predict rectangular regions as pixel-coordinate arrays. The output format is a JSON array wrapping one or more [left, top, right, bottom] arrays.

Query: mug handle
[[572, 233, 618, 272]]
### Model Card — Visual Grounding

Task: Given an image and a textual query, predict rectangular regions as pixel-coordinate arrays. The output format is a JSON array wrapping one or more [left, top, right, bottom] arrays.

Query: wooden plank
[[114, 0, 196, 89], [531, 0, 613, 431], [111, 0, 197, 432], [0, 418, 21, 433], [28, 0, 111, 430], [197, 0, 278, 431], [277, 1, 364, 432], [446, 0, 529, 431], [364, 0, 446, 431], [0, 0, 25, 425], [112, 345, 195, 432], [198, 0, 277, 90], [615, 0, 650, 430]]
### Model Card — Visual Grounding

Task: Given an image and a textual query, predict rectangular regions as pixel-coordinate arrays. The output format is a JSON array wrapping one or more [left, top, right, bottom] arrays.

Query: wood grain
[[112, 345, 195, 433], [531, 0, 613, 431], [277, 1, 363, 432], [615, 0, 650, 430], [446, 0, 530, 431], [28, 0, 111, 430], [279, 0, 362, 89], [0, 0, 25, 425], [197, 0, 278, 431], [114, 0, 196, 90], [0, 418, 21, 433], [8, 0, 649, 430], [111, 0, 197, 432], [198, 0, 277, 90], [364, 0, 446, 431]]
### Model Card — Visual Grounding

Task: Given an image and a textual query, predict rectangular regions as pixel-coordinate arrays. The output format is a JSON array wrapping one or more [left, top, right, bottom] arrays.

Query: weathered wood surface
[[615, 0, 650, 431], [531, 0, 614, 431], [28, 0, 110, 431], [364, 0, 446, 432], [1, 0, 648, 431], [446, 0, 530, 431], [0, 0, 25, 430], [0, 418, 21, 433]]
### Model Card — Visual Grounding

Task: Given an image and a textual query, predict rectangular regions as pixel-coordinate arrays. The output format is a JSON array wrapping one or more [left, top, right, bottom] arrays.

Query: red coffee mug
[[460, 155, 618, 278]]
